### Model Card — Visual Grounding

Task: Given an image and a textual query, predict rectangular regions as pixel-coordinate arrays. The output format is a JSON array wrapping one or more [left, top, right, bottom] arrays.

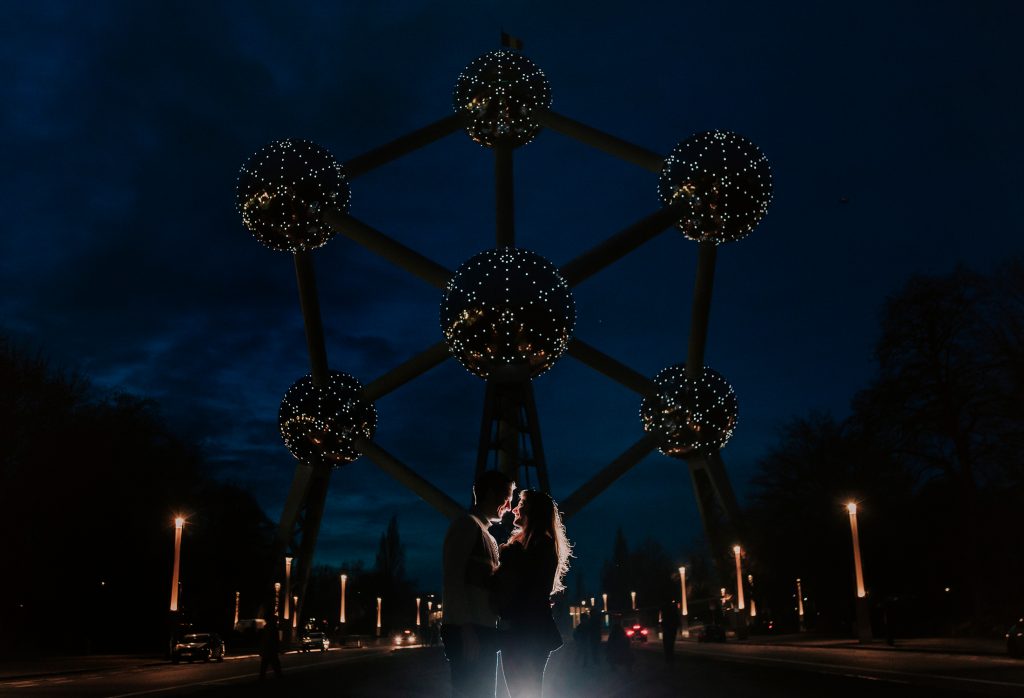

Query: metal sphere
[[640, 364, 738, 458], [279, 371, 376, 467], [237, 138, 351, 252], [441, 248, 575, 381], [658, 131, 772, 244], [453, 50, 552, 148]]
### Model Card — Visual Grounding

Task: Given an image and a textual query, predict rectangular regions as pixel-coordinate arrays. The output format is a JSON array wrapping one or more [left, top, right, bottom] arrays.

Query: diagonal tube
[[344, 113, 470, 179], [561, 203, 683, 286], [536, 110, 664, 172], [323, 211, 452, 288], [355, 437, 465, 520], [362, 341, 451, 401], [567, 339, 658, 397], [559, 433, 662, 519]]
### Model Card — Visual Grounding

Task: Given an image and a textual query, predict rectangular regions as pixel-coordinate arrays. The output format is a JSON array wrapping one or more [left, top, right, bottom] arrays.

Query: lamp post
[[284, 556, 293, 622], [169, 516, 184, 612], [274, 582, 281, 619], [631, 591, 636, 610], [292, 595, 298, 629], [339, 574, 347, 625], [416, 597, 421, 627], [678, 566, 689, 632], [376, 597, 382, 637], [234, 591, 240, 628], [796, 578, 805, 631], [846, 502, 872, 642], [748, 575, 757, 618], [732, 545, 745, 610]]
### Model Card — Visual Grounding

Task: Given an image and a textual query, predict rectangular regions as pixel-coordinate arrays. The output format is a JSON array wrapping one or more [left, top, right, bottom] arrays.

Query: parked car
[[1008, 618, 1024, 658], [172, 632, 225, 663], [695, 624, 727, 643], [300, 632, 330, 652], [624, 623, 649, 643]]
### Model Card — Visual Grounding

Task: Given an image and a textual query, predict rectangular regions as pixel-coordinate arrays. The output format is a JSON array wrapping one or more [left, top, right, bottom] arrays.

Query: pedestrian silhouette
[[258, 618, 282, 679]]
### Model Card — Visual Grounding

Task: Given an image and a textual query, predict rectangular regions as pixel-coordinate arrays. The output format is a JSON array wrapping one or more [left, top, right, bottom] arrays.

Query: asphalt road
[[2, 641, 1022, 697]]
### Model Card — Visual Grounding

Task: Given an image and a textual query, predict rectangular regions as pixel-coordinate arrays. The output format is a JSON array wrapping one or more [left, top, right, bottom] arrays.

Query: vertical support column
[[686, 241, 718, 377], [496, 145, 514, 248]]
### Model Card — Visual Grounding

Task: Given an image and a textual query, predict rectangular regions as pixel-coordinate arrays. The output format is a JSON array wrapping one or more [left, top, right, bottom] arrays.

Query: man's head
[[472, 470, 516, 522]]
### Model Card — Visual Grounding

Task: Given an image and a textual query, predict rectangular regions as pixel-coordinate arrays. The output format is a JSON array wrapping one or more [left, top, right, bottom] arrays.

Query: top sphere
[[658, 131, 772, 244], [237, 139, 351, 252], [453, 50, 552, 148], [441, 247, 575, 381]]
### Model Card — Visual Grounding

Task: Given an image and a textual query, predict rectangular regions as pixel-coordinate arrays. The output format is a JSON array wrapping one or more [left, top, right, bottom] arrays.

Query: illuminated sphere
[[279, 371, 376, 467], [640, 364, 738, 458], [658, 131, 772, 244], [453, 50, 552, 148], [441, 248, 575, 381], [236, 138, 351, 252]]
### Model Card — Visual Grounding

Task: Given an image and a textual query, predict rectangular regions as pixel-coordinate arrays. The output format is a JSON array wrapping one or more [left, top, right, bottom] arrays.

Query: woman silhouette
[[495, 489, 572, 698]]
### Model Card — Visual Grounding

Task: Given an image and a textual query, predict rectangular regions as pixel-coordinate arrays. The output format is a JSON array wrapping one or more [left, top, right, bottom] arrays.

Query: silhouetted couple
[[441, 470, 572, 698]]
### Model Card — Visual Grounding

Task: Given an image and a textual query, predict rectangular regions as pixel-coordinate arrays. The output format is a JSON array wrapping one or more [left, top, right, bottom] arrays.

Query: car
[[172, 632, 225, 663], [624, 623, 649, 643], [695, 624, 726, 643], [392, 628, 419, 646], [300, 632, 330, 652], [1008, 618, 1024, 658]]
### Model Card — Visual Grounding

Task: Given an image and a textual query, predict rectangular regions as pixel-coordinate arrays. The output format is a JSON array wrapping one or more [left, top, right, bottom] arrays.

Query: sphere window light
[[237, 138, 351, 252], [640, 364, 738, 457], [453, 50, 552, 148], [279, 371, 376, 467], [441, 248, 575, 381], [658, 130, 772, 244]]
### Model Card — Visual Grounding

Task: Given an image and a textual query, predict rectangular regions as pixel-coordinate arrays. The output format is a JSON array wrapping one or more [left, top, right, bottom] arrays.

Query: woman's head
[[510, 489, 572, 594]]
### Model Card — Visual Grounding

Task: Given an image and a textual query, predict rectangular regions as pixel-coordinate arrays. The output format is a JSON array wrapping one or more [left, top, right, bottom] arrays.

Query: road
[[1, 641, 1022, 697]]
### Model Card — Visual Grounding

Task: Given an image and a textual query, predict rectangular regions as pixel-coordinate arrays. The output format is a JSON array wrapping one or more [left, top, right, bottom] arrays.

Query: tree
[[601, 528, 631, 612]]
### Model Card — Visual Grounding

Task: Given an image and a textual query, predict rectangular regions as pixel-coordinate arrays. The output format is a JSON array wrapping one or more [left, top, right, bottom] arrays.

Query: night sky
[[3, 1, 1022, 594]]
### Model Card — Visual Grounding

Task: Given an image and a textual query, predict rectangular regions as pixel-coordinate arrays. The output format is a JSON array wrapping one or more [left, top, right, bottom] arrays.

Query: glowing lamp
[[441, 248, 575, 381], [658, 130, 772, 244], [640, 364, 738, 456], [237, 138, 350, 252], [279, 371, 376, 467], [453, 50, 552, 148]]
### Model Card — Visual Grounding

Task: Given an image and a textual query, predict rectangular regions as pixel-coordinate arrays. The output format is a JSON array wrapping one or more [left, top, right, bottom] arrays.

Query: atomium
[[279, 371, 376, 467], [237, 138, 351, 252], [441, 247, 575, 381], [658, 130, 772, 244], [640, 364, 738, 457], [453, 49, 552, 149]]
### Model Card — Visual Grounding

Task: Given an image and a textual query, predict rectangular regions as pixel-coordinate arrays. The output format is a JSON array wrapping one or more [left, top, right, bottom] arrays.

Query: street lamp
[[732, 545, 745, 610], [416, 597, 421, 627], [169, 516, 184, 612], [292, 595, 298, 629], [602, 593, 608, 613], [274, 582, 281, 619], [846, 502, 872, 642], [796, 577, 805, 631], [339, 574, 347, 624], [234, 591, 240, 627], [679, 567, 688, 619], [284, 556, 293, 621], [631, 590, 636, 610], [376, 597, 382, 637], [748, 575, 757, 617]]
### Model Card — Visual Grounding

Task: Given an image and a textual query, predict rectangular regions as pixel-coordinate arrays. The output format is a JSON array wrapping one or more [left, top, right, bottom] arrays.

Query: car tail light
[[625, 629, 634, 637], [641, 629, 648, 635]]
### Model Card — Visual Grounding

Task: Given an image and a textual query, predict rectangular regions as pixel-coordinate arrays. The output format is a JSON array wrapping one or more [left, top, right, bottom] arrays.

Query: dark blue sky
[[3, 1, 1022, 594]]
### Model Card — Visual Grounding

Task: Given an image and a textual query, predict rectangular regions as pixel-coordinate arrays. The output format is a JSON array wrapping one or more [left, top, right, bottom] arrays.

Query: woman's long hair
[[508, 489, 572, 595]]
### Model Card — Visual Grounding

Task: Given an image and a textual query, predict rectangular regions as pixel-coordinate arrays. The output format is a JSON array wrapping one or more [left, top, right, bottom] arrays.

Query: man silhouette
[[441, 470, 515, 698]]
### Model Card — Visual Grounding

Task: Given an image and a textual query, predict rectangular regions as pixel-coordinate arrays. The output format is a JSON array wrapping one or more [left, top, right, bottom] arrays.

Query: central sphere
[[279, 371, 376, 467], [658, 130, 772, 244], [441, 248, 575, 381], [453, 50, 552, 148]]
